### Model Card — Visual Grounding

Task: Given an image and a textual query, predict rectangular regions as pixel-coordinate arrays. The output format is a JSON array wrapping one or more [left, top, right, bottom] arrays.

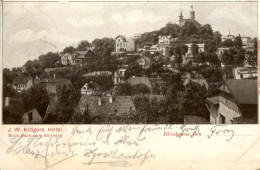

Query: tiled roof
[[115, 35, 126, 40], [75, 49, 94, 58], [77, 95, 136, 117], [43, 97, 58, 121], [133, 94, 165, 101], [40, 79, 72, 94], [220, 79, 257, 104], [126, 77, 152, 91], [184, 115, 209, 124]]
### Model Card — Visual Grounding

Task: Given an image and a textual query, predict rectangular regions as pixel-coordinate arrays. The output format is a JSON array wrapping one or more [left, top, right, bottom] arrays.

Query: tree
[[234, 35, 242, 49], [234, 49, 245, 66], [131, 84, 151, 95], [62, 46, 76, 54], [221, 39, 234, 47], [77, 40, 90, 51], [198, 24, 214, 40], [198, 52, 206, 64], [125, 63, 143, 79], [39, 52, 61, 68], [172, 44, 188, 66], [45, 88, 81, 124], [181, 82, 209, 120], [21, 83, 49, 114], [133, 96, 167, 124], [222, 50, 234, 65], [207, 52, 220, 66], [191, 43, 199, 58], [24, 60, 44, 84]]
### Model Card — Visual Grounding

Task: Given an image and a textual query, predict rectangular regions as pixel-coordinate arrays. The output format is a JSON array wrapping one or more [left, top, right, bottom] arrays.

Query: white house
[[150, 44, 159, 54], [13, 78, 34, 93], [241, 37, 254, 52], [81, 83, 96, 95], [115, 35, 135, 52], [206, 79, 257, 124], [113, 65, 128, 85], [158, 35, 172, 45], [61, 53, 76, 65]]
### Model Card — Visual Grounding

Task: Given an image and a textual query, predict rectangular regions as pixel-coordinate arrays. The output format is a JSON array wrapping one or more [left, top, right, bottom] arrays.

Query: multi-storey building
[[115, 35, 136, 52]]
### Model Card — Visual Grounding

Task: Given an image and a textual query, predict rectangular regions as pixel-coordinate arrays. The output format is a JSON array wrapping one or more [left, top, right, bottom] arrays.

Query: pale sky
[[3, 1, 258, 68]]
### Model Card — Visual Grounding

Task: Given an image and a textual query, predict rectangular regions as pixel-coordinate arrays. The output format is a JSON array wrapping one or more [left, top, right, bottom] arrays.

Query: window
[[28, 112, 33, 122]]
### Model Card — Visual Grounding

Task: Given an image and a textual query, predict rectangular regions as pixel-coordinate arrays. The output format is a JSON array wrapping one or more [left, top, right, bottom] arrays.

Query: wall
[[218, 94, 241, 124]]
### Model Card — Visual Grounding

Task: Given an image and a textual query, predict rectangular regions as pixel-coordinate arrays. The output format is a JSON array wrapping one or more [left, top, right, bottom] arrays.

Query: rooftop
[[206, 96, 219, 105], [126, 77, 152, 91], [219, 79, 257, 104], [77, 95, 136, 117]]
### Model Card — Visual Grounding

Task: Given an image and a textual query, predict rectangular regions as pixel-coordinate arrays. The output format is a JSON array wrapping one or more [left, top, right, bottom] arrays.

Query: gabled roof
[[219, 79, 257, 104], [126, 77, 152, 91], [75, 49, 95, 58], [109, 96, 135, 116], [115, 35, 126, 40], [77, 95, 135, 117]]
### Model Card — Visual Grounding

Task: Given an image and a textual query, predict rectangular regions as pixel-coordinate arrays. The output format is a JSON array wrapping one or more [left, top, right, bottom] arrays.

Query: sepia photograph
[[2, 1, 258, 125]]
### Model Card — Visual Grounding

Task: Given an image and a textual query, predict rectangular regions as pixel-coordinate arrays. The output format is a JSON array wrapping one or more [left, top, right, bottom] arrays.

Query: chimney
[[5, 97, 10, 107], [98, 97, 102, 106]]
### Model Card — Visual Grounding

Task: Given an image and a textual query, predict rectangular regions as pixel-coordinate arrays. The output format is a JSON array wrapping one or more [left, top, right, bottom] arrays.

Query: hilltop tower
[[179, 5, 200, 28], [179, 11, 183, 26], [190, 5, 195, 19]]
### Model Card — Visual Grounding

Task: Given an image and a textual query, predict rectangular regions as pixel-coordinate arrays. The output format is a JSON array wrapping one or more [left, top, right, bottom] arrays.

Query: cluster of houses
[[222, 32, 255, 52], [4, 6, 257, 125], [60, 47, 95, 66], [4, 77, 74, 124]]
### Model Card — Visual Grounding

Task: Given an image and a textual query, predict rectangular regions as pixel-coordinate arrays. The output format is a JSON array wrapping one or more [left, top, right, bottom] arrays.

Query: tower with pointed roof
[[179, 6, 200, 27], [179, 11, 183, 26]]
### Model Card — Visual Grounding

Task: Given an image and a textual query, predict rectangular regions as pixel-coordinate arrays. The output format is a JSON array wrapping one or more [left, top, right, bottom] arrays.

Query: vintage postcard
[[0, 0, 259, 169]]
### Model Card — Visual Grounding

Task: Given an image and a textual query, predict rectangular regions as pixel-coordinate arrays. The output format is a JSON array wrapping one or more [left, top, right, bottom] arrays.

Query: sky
[[3, 1, 258, 68]]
